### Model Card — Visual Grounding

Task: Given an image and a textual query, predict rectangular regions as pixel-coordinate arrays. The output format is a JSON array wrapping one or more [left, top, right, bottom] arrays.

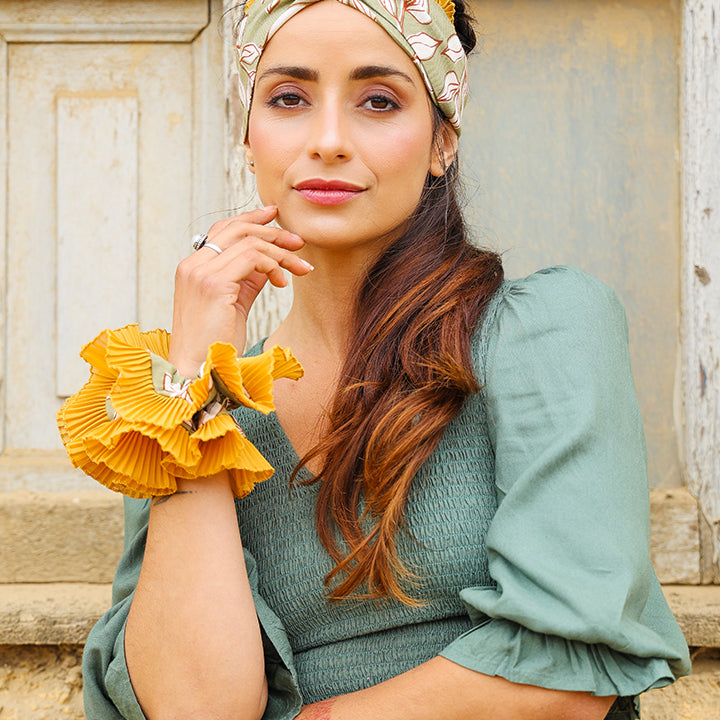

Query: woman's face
[[246, 0, 454, 256]]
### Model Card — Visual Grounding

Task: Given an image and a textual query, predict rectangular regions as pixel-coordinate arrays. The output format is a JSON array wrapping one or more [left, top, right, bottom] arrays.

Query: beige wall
[[462, 0, 682, 489]]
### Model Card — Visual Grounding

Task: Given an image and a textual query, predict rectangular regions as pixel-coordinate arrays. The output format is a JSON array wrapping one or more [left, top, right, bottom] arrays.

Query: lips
[[294, 179, 365, 206]]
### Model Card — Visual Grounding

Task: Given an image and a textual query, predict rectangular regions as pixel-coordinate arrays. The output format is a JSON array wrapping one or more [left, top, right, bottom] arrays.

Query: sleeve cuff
[[57, 325, 303, 499], [439, 616, 680, 698], [82, 594, 147, 720], [106, 619, 148, 720], [244, 549, 303, 720]]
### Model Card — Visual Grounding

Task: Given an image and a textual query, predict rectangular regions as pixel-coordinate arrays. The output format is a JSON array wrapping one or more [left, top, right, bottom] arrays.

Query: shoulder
[[473, 266, 631, 384], [494, 265, 624, 328], [479, 265, 627, 346]]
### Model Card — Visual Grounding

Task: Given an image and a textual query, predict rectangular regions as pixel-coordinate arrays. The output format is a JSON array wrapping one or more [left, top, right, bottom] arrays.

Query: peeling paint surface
[[695, 264, 711, 284], [682, 0, 720, 545]]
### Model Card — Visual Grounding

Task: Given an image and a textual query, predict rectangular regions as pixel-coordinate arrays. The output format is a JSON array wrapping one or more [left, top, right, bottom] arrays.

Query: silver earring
[[248, 160, 255, 167]]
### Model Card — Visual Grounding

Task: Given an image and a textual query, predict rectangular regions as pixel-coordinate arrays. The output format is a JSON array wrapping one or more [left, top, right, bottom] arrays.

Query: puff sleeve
[[81, 496, 302, 720], [440, 266, 690, 698]]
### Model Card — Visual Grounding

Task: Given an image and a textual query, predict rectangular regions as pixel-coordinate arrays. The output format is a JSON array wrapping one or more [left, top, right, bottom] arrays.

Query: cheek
[[247, 108, 286, 161], [371, 123, 434, 185], [247, 124, 288, 202]]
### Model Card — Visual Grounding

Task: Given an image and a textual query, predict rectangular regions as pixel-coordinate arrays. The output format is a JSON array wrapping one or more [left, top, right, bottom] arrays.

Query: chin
[[273, 207, 300, 235]]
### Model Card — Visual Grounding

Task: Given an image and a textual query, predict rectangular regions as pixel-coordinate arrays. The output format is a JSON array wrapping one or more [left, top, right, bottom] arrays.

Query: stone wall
[[1, 489, 719, 718], [0, 645, 84, 720]]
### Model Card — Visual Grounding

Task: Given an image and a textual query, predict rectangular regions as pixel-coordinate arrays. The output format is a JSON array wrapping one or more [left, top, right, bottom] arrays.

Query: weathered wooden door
[[0, 0, 226, 489]]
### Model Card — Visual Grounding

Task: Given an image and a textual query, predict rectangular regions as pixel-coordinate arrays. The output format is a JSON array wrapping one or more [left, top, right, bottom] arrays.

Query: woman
[[65, 0, 690, 718]]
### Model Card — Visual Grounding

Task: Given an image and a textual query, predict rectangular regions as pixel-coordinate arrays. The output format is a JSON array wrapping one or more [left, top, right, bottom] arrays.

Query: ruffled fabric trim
[[440, 616, 680, 699], [57, 325, 303, 498]]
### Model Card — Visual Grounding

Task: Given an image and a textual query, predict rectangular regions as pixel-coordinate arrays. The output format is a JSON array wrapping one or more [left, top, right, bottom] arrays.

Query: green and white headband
[[236, 0, 468, 137]]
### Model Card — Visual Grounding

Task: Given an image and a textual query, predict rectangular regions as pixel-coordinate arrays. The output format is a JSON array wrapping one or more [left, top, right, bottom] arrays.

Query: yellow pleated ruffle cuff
[[57, 325, 303, 499]]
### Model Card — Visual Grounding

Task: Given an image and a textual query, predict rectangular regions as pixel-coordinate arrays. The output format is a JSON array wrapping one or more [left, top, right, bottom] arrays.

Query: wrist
[[175, 472, 233, 495], [167, 352, 204, 379], [57, 324, 303, 500]]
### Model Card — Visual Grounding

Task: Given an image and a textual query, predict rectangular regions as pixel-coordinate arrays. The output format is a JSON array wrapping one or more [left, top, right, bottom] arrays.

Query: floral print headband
[[236, 0, 468, 137]]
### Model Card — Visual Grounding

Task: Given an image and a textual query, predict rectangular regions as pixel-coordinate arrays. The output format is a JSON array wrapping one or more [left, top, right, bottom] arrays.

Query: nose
[[306, 96, 352, 163]]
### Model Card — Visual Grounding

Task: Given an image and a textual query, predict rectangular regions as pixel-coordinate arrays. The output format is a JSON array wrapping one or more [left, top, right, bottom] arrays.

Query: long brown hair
[[293, 99, 504, 604]]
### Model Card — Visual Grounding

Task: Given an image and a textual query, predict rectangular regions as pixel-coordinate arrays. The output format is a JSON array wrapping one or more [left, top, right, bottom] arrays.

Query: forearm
[[125, 474, 267, 720], [299, 656, 615, 720]]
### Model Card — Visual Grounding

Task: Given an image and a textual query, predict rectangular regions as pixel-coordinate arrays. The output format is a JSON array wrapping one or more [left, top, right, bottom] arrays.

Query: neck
[[270, 245, 375, 359]]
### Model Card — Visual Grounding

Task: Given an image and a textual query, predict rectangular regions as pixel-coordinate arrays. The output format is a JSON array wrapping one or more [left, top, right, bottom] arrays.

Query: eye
[[362, 94, 399, 111], [268, 92, 307, 108]]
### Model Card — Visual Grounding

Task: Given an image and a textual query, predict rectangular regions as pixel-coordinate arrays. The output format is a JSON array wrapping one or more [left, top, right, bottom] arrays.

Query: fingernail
[[291, 233, 303, 241], [262, 204, 276, 211], [299, 259, 314, 270]]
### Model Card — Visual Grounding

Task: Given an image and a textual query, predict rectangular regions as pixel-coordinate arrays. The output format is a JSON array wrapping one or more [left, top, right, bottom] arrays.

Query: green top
[[81, 266, 690, 720]]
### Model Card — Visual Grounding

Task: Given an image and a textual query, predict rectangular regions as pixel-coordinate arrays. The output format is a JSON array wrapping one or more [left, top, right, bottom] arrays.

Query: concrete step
[[0, 581, 718, 649], [0, 587, 715, 720], [1, 488, 720, 650], [1, 491, 124, 583], [0, 583, 112, 644], [0, 487, 706, 584], [0, 452, 110, 493], [662, 585, 720, 647]]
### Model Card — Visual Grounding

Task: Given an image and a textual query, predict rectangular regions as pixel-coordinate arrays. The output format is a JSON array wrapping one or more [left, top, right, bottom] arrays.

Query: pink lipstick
[[294, 179, 365, 206]]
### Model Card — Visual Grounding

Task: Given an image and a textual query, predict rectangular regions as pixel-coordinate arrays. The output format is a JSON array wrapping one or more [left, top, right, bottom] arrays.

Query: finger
[[212, 237, 313, 278], [236, 269, 270, 298], [235, 247, 289, 288], [206, 205, 278, 239], [211, 220, 304, 252], [191, 224, 302, 260], [177, 236, 312, 300], [184, 229, 302, 274]]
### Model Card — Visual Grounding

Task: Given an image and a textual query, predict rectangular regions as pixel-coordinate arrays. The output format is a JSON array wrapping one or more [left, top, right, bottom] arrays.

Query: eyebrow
[[257, 64, 416, 85], [258, 65, 319, 82], [349, 65, 416, 85]]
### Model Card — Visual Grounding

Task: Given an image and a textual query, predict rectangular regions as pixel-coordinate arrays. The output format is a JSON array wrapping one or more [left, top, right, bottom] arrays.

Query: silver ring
[[191, 233, 208, 251], [204, 242, 223, 254]]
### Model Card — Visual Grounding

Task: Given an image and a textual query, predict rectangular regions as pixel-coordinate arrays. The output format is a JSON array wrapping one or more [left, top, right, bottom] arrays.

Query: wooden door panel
[[0, 1, 225, 472], [7, 42, 194, 450]]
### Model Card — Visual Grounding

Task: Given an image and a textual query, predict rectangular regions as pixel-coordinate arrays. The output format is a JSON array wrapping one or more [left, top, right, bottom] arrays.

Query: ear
[[244, 143, 255, 174], [429, 122, 459, 177]]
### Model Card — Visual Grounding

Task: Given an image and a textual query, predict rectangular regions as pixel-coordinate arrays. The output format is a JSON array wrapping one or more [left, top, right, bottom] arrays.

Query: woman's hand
[[168, 205, 312, 376]]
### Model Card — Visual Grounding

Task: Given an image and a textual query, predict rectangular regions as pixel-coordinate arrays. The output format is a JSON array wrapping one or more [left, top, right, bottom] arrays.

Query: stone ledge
[[0, 491, 124, 583], [0, 486, 711, 584], [649, 488, 701, 584], [1, 582, 718, 650], [662, 585, 720, 647], [0, 583, 112, 645], [0, 452, 109, 493]]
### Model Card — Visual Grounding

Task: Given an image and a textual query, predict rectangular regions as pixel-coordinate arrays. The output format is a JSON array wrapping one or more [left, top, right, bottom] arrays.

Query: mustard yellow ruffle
[[57, 324, 303, 499]]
